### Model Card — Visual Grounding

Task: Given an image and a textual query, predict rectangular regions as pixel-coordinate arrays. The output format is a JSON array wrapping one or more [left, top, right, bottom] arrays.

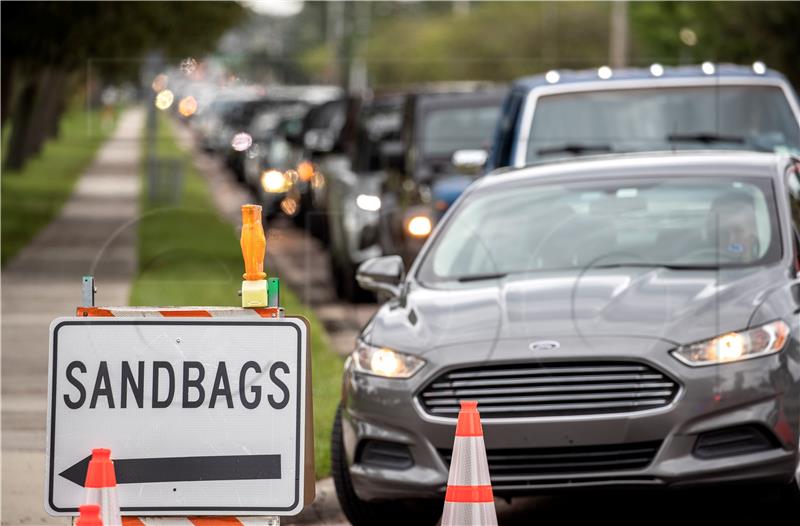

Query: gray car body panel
[[341, 151, 800, 500]]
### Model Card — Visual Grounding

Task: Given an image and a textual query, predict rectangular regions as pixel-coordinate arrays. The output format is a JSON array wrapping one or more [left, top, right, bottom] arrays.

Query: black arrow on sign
[[59, 454, 281, 487]]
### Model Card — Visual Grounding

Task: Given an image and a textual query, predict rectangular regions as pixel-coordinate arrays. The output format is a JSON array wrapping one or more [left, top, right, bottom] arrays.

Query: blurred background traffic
[[2, 2, 800, 524], [3, 1, 800, 280]]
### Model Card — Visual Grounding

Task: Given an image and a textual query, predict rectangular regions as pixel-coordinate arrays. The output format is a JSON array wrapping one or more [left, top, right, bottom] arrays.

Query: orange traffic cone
[[76, 504, 103, 526], [84, 449, 121, 526], [441, 401, 497, 526]]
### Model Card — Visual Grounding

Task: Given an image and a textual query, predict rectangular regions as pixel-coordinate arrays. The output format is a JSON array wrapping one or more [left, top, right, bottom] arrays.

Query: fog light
[[407, 215, 432, 237]]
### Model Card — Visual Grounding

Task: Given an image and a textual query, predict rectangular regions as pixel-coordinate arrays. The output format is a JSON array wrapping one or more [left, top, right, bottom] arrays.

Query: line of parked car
[[177, 63, 800, 303], [173, 62, 800, 524]]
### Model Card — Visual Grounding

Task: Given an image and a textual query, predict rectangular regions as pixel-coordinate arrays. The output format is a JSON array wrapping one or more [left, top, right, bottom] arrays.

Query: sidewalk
[[1, 108, 144, 525]]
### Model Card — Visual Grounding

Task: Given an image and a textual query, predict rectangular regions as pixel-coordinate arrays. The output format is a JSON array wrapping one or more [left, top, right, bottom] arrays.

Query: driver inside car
[[708, 191, 761, 263]]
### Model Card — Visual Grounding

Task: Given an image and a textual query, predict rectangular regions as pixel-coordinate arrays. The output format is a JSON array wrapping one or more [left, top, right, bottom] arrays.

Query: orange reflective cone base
[[441, 401, 498, 526], [84, 449, 122, 526], [76, 505, 103, 526]]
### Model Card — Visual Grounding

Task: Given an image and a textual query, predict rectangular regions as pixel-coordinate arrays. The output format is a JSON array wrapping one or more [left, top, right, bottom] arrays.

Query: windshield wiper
[[456, 272, 508, 282], [666, 133, 746, 145], [536, 143, 613, 156], [592, 262, 723, 271]]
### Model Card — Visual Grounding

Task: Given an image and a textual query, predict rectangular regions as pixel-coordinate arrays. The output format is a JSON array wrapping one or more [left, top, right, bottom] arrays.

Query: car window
[[525, 86, 800, 163], [353, 103, 403, 172], [421, 104, 501, 156], [417, 176, 782, 284]]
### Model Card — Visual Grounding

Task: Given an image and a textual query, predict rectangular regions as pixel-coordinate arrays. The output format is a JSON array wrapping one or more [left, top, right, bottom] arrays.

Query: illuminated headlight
[[671, 320, 790, 367], [261, 170, 291, 193], [356, 194, 382, 212], [406, 215, 432, 237], [352, 341, 425, 379]]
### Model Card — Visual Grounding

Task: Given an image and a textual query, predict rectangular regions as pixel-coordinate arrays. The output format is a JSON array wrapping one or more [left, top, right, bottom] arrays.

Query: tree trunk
[[3, 67, 67, 171], [3, 77, 37, 171], [1, 60, 14, 130], [44, 69, 68, 139], [23, 68, 58, 158]]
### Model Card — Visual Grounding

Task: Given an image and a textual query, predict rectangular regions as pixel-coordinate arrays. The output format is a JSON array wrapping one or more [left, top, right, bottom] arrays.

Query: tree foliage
[[362, 1, 612, 87], [630, 2, 800, 85], [298, 1, 798, 89], [1, 1, 245, 170]]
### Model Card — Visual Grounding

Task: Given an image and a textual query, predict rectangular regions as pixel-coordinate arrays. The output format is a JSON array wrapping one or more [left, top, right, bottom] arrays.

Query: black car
[[378, 88, 507, 264], [322, 93, 405, 301]]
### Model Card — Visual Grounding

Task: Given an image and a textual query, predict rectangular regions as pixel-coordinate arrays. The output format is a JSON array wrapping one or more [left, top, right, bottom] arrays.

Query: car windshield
[[421, 104, 501, 156], [525, 86, 800, 162], [417, 176, 781, 284]]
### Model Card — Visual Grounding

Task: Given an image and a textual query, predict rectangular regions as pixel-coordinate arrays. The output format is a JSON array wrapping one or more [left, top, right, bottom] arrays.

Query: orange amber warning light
[[240, 204, 268, 307]]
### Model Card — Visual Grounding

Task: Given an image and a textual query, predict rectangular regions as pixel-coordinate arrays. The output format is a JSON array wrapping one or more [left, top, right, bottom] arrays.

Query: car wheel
[[778, 462, 800, 508], [331, 404, 442, 526], [330, 255, 348, 299], [340, 258, 374, 303]]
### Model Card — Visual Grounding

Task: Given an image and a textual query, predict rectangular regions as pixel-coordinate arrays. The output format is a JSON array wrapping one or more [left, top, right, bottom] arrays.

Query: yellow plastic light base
[[242, 279, 268, 308]]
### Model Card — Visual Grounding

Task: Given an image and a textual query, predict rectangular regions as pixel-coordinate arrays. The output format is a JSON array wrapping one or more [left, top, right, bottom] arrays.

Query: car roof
[[475, 151, 784, 192], [512, 63, 789, 92], [416, 89, 509, 108]]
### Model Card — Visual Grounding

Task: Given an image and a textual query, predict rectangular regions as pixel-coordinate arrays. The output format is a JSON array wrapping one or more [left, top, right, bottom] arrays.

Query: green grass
[[130, 113, 343, 479], [1, 109, 116, 265]]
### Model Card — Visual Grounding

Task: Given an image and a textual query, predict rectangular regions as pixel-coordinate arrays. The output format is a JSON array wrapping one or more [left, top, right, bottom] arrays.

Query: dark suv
[[377, 88, 507, 264]]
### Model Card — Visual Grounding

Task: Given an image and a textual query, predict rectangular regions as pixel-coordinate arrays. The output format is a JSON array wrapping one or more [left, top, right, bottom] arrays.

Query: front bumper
[[340, 337, 800, 501]]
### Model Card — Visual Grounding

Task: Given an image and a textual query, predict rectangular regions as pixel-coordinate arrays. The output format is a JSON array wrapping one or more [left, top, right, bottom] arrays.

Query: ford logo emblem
[[529, 340, 560, 352]]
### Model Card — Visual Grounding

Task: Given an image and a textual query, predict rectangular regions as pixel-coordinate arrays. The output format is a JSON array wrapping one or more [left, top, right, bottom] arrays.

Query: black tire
[[330, 255, 348, 299], [779, 474, 800, 510], [339, 258, 374, 303], [331, 404, 443, 526], [329, 243, 374, 303]]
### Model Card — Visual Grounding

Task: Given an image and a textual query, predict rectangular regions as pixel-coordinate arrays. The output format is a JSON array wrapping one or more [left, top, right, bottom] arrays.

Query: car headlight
[[671, 320, 790, 366], [406, 215, 432, 237], [261, 170, 291, 193], [352, 341, 425, 378], [356, 194, 382, 212]]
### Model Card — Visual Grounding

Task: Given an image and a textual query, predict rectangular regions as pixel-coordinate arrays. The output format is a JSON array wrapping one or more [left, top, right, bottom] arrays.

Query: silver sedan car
[[332, 151, 800, 524]]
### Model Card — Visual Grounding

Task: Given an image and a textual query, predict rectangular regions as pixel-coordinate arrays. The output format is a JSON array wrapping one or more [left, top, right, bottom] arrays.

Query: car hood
[[364, 266, 785, 355]]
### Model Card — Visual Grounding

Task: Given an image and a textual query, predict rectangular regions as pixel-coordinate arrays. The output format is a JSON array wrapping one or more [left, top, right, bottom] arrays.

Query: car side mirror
[[452, 149, 488, 175], [379, 140, 405, 172], [356, 255, 405, 297]]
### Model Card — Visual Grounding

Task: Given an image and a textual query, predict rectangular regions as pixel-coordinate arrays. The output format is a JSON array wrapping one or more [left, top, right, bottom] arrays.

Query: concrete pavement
[[2, 108, 144, 524]]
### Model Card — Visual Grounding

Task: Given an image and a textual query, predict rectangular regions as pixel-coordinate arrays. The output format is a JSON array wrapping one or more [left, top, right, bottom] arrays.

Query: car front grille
[[419, 361, 679, 418], [439, 441, 663, 491]]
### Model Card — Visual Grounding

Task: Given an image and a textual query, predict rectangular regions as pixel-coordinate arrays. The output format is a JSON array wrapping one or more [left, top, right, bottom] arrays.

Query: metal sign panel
[[46, 317, 307, 515]]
